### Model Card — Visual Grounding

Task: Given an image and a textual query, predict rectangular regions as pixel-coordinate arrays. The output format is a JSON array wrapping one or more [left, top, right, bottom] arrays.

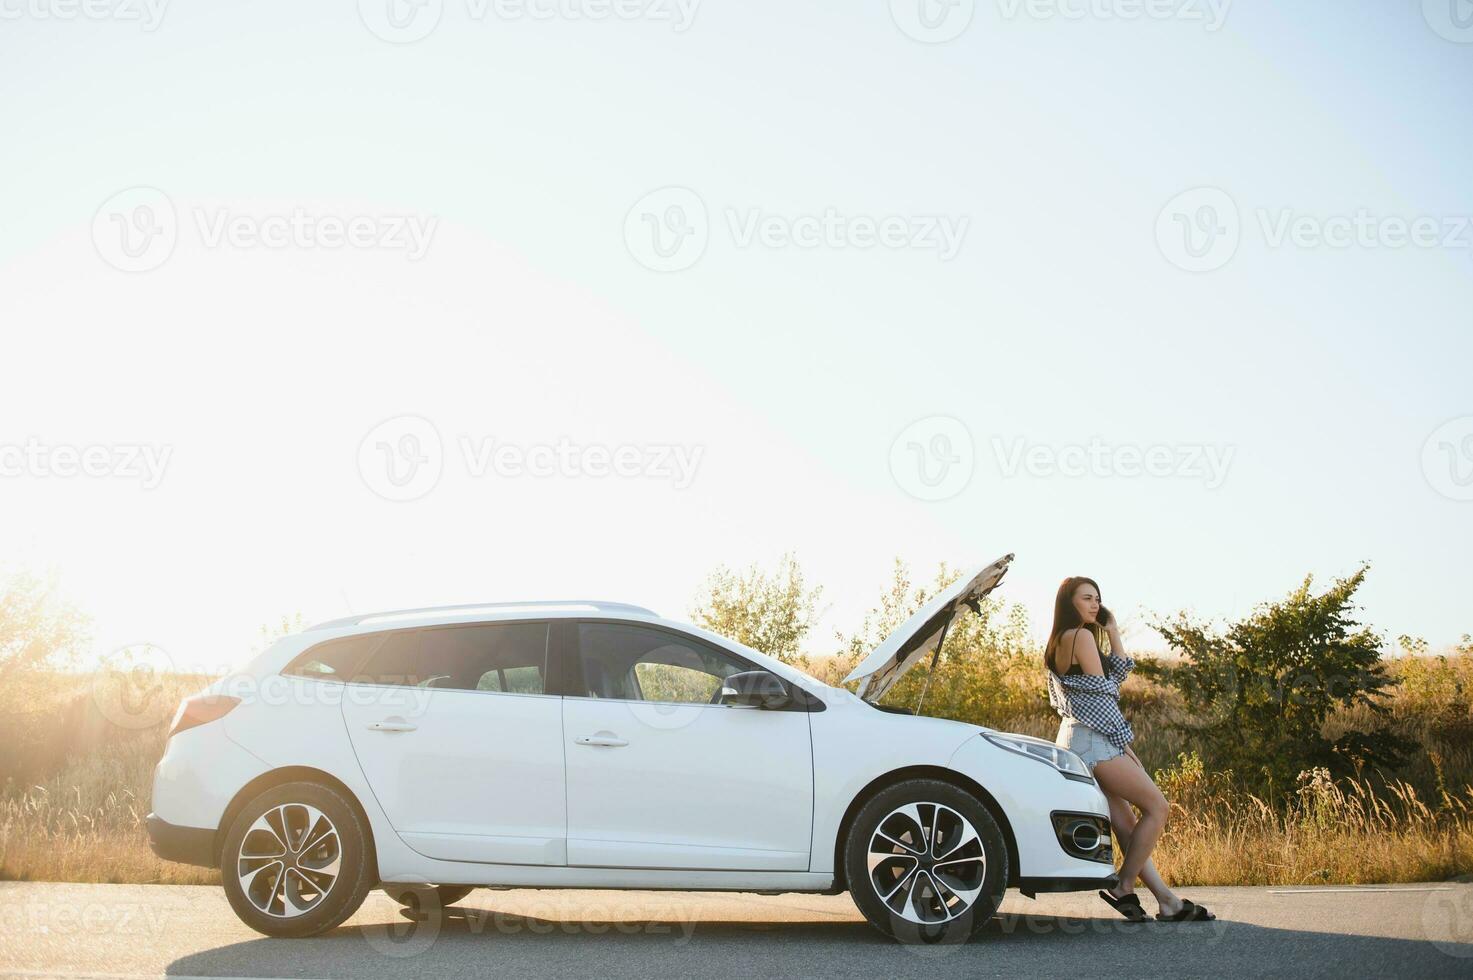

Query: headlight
[[983, 732, 1094, 783]]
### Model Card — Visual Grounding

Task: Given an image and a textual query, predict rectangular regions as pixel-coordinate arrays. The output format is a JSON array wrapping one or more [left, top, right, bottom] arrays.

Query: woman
[[1045, 576, 1215, 922]]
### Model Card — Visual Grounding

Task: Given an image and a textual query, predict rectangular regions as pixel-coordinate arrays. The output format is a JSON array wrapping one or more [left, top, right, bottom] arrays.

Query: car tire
[[220, 781, 375, 938], [381, 884, 476, 910], [845, 778, 1008, 945]]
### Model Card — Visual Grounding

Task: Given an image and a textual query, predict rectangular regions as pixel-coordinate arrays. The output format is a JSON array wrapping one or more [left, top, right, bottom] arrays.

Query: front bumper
[[949, 734, 1120, 887], [145, 812, 216, 868]]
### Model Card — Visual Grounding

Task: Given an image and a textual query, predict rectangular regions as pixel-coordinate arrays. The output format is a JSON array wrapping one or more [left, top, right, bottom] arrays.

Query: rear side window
[[352, 622, 550, 694], [282, 634, 384, 682]]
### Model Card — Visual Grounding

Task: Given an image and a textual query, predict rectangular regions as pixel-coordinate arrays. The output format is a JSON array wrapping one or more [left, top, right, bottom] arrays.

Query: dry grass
[[4, 654, 1472, 886], [1, 781, 217, 885], [0, 670, 219, 884], [1151, 758, 1473, 885]]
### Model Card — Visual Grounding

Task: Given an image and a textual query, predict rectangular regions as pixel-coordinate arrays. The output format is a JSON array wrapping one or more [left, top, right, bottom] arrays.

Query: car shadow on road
[[166, 904, 1472, 979]]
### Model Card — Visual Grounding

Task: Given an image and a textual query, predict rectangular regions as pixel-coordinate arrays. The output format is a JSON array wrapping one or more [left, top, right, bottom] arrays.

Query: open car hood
[[842, 553, 1015, 704]]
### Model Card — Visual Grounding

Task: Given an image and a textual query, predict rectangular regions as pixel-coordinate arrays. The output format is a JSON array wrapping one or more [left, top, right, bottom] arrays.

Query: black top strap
[[1063, 623, 1109, 675]]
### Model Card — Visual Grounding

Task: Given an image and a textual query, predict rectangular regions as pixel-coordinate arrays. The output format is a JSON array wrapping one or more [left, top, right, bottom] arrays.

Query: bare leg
[[1091, 752, 1170, 899], [1106, 793, 1182, 916]]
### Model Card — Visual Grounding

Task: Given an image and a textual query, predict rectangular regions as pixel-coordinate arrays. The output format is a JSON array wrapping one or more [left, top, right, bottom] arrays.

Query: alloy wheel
[[867, 801, 986, 924], [236, 803, 342, 919]]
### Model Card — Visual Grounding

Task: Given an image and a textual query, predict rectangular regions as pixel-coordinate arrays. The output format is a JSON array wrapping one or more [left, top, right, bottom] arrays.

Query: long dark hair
[[1043, 576, 1104, 671]]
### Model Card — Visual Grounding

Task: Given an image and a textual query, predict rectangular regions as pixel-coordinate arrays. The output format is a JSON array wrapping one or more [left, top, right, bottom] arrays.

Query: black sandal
[[1156, 899, 1216, 922], [1099, 889, 1148, 922]]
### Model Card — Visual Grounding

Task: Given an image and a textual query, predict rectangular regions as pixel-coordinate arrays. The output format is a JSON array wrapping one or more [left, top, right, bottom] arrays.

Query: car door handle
[[575, 734, 628, 747], [365, 720, 417, 733]]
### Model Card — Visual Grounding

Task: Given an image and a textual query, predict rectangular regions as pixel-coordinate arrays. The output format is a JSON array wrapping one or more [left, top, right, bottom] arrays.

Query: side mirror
[[717, 670, 792, 709]]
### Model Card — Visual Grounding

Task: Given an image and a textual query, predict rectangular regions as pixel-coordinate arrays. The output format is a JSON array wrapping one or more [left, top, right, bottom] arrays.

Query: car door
[[340, 621, 567, 865], [561, 620, 814, 871]]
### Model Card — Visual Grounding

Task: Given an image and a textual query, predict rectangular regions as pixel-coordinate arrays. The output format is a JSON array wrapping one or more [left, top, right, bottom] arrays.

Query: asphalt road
[[3, 880, 1471, 979]]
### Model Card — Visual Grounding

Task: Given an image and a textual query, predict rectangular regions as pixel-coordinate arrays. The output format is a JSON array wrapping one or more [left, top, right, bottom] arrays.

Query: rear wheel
[[220, 781, 375, 938], [844, 778, 1008, 944]]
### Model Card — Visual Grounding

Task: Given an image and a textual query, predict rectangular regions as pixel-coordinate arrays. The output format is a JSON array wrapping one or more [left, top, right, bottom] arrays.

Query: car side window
[[352, 622, 550, 693], [282, 634, 384, 682], [577, 623, 746, 704]]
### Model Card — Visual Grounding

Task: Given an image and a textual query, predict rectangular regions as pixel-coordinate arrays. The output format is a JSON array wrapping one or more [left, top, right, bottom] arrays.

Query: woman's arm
[[1101, 607, 1126, 658]]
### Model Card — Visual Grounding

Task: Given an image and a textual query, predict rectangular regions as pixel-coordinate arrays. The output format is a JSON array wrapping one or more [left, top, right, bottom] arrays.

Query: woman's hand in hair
[[1100, 605, 1126, 655]]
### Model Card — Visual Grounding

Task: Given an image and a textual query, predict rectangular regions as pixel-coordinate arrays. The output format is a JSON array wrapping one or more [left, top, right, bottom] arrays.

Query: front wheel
[[220, 781, 375, 938], [844, 778, 1008, 944]]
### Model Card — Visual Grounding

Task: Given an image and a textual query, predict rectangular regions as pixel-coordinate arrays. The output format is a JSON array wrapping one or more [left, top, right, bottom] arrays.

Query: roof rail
[[307, 600, 658, 632]]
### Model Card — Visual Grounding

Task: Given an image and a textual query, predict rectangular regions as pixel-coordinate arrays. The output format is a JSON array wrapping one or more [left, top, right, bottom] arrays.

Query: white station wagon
[[148, 554, 1116, 944]]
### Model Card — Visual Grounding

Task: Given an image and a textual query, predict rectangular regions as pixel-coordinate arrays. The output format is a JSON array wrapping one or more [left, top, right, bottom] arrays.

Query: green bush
[[1154, 566, 1415, 800]]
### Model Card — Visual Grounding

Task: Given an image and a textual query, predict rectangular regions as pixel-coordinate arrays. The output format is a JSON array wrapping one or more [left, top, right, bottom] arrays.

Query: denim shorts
[[1056, 718, 1126, 770]]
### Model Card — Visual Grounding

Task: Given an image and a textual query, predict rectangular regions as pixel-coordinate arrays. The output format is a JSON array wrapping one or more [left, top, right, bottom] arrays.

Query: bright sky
[[2, 2, 1470, 672]]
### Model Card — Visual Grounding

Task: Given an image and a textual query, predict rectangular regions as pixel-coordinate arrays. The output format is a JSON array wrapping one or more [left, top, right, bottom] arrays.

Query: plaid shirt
[[1047, 649, 1136, 750]]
